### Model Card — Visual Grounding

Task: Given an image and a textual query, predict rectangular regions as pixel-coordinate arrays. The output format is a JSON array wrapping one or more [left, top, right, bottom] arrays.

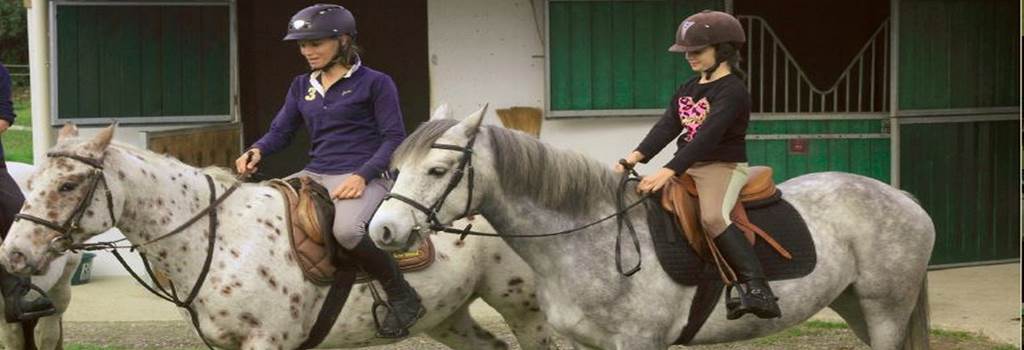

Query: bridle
[[14, 151, 116, 254], [383, 128, 479, 235], [12, 150, 238, 349], [381, 125, 647, 276]]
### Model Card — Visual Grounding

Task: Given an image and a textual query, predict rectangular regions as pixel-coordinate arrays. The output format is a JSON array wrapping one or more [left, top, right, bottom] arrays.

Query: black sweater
[[635, 74, 750, 173]]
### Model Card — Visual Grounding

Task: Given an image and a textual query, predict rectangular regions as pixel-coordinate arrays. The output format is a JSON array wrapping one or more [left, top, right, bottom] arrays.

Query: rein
[[383, 124, 648, 276]]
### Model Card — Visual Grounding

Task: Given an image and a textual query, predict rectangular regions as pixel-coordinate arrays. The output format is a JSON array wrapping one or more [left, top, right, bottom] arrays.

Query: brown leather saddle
[[267, 177, 435, 286], [660, 166, 792, 261]]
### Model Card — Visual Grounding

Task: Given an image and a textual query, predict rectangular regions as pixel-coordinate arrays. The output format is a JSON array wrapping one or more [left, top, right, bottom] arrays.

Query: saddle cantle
[[267, 177, 435, 286]]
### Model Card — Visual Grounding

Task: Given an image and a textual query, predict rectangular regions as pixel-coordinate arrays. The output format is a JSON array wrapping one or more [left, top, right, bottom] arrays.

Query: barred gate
[[738, 15, 890, 114]]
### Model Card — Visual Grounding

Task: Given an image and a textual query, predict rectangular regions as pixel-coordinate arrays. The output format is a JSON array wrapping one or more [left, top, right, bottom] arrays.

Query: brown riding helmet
[[668, 10, 746, 53]]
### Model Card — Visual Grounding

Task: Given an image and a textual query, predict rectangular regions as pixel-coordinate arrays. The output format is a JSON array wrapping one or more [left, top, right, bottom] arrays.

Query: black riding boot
[[714, 225, 781, 320], [346, 236, 425, 338], [0, 268, 56, 323]]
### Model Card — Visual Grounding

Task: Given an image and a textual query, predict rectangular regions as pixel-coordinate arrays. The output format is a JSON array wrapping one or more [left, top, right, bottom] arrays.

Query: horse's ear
[[57, 123, 78, 141], [456, 103, 488, 138], [84, 123, 117, 152], [430, 103, 452, 121]]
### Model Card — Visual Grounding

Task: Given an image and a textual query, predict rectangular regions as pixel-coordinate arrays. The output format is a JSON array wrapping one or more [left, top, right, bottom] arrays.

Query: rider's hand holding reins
[[331, 174, 366, 200], [613, 151, 645, 173], [637, 167, 676, 193], [234, 148, 262, 176]]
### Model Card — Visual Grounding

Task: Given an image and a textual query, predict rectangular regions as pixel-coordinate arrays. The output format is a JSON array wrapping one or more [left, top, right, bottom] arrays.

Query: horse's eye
[[58, 182, 78, 192], [428, 167, 448, 177]]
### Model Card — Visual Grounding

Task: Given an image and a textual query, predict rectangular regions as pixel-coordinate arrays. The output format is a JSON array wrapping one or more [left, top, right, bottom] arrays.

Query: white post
[[26, 0, 53, 165], [888, 0, 900, 188]]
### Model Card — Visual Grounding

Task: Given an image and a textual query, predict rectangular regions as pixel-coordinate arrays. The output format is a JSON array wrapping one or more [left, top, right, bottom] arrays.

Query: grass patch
[[3, 97, 32, 164], [67, 345, 127, 350]]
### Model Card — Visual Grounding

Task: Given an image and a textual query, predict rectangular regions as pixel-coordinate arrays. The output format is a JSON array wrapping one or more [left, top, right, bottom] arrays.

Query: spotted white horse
[[369, 106, 935, 350], [0, 162, 80, 350], [0, 125, 557, 350]]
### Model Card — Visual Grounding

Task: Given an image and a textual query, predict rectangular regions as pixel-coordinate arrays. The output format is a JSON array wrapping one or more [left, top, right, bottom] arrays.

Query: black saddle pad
[[647, 190, 816, 286]]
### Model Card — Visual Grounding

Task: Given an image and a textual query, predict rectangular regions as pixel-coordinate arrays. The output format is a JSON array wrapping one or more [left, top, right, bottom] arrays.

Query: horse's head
[[369, 104, 493, 251], [0, 124, 123, 275]]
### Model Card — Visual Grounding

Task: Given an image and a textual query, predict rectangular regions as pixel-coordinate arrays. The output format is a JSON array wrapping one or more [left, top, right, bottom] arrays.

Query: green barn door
[[54, 2, 231, 124], [897, 0, 1019, 265]]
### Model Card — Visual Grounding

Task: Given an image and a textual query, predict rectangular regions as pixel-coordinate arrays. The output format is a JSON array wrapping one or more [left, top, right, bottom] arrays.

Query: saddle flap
[[290, 177, 335, 245], [268, 178, 337, 286]]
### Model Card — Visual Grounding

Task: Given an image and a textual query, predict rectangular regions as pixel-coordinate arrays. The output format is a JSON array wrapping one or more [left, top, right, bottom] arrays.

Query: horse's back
[[778, 171, 934, 268]]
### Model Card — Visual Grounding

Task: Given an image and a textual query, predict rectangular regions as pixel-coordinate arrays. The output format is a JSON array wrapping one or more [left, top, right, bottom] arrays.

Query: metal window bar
[[737, 15, 890, 114]]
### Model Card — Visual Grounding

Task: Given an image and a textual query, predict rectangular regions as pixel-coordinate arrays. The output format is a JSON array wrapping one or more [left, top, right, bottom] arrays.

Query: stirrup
[[371, 297, 426, 338], [4, 283, 56, 322], [724, 282, 781, 320]]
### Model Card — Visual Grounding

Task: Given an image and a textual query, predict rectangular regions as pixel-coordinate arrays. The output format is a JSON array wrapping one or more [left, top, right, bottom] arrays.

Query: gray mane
[[394, 120, 635, 217]]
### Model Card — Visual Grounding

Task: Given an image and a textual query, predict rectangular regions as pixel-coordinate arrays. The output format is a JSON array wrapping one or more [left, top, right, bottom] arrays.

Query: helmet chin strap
[[703, 46, 735, 80], [312, 38, 350, 73]]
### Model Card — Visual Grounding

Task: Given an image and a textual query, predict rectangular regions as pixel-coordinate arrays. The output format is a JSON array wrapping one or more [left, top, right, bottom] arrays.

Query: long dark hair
[[704, 42, 745, 81]]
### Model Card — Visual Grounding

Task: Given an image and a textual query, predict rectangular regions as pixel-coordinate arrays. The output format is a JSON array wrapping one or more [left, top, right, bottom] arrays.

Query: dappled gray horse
[[369, 106, 935, 350], [0, 124, 556, 350]]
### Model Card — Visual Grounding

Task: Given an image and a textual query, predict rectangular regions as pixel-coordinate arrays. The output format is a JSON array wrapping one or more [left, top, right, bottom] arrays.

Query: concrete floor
[[64, 263, 1022, 346]]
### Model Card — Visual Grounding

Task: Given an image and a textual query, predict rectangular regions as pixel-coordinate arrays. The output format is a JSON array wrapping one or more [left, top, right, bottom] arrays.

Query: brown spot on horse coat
[[239, 312, 261, 327]]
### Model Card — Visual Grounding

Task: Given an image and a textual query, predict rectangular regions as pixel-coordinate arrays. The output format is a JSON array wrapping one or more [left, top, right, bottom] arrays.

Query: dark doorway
[[734, 0, 889, 91], [237, 1, 429, 178]]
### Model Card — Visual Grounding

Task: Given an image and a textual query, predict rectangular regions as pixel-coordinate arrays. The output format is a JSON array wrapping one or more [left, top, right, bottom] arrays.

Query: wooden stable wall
[[145, 124, 241, 169]]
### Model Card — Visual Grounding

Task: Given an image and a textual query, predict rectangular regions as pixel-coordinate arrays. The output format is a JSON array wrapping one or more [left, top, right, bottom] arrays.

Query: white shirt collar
[[308, 59, 362, 97]]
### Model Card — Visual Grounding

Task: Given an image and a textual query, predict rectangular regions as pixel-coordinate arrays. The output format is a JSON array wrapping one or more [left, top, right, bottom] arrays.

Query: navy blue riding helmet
[[283, 3, 357, 41]]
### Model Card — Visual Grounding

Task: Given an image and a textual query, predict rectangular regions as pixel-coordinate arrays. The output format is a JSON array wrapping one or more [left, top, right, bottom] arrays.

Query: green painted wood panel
[[900, 121, 1019, 265], [55, 5, 230, 120], [549, 0, 724, 111], [745, 119, 889, 184], [899, 0, 1018, 109]]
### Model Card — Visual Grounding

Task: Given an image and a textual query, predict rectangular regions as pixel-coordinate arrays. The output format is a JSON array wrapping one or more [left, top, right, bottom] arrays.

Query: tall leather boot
[[0, 268, 56, 322], [714, 225, 781, 320], [345, 235, 425, 338]]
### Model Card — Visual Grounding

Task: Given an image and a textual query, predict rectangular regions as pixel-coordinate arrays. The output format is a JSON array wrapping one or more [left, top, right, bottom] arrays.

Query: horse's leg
[[34, 315, 63, 350], [36, 253, 76, 350], [828, 285, 871, 345], [476, 238, 559, 350], [855, 277, 925, 350], [476, 299, 557, 350], [425, 303, 509, 350], [0, 319, 26, 350]]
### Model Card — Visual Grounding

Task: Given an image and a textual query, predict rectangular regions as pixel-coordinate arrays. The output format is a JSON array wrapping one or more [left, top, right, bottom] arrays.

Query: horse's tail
[[901, 275, 930, 349]]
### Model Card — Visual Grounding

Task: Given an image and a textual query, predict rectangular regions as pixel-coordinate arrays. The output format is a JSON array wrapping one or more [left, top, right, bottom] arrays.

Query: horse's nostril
[[381, 226, 393, 243], [8, 250, 26, 267]]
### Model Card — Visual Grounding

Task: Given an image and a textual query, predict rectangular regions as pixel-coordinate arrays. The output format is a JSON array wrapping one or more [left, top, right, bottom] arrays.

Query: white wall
[[428, 0, 679, 175]]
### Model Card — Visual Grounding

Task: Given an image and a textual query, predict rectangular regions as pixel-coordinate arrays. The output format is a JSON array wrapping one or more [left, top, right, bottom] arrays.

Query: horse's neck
[[109, 148, 223, 287], [480, 195, 625, 276]]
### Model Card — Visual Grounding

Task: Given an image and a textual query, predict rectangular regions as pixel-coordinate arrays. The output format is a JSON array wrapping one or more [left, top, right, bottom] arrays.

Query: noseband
[[14, 151, 117, 253]]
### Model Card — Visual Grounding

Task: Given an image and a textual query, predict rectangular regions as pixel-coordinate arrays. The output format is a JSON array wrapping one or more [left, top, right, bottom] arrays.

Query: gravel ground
[[59, 319, 1015, 350]]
